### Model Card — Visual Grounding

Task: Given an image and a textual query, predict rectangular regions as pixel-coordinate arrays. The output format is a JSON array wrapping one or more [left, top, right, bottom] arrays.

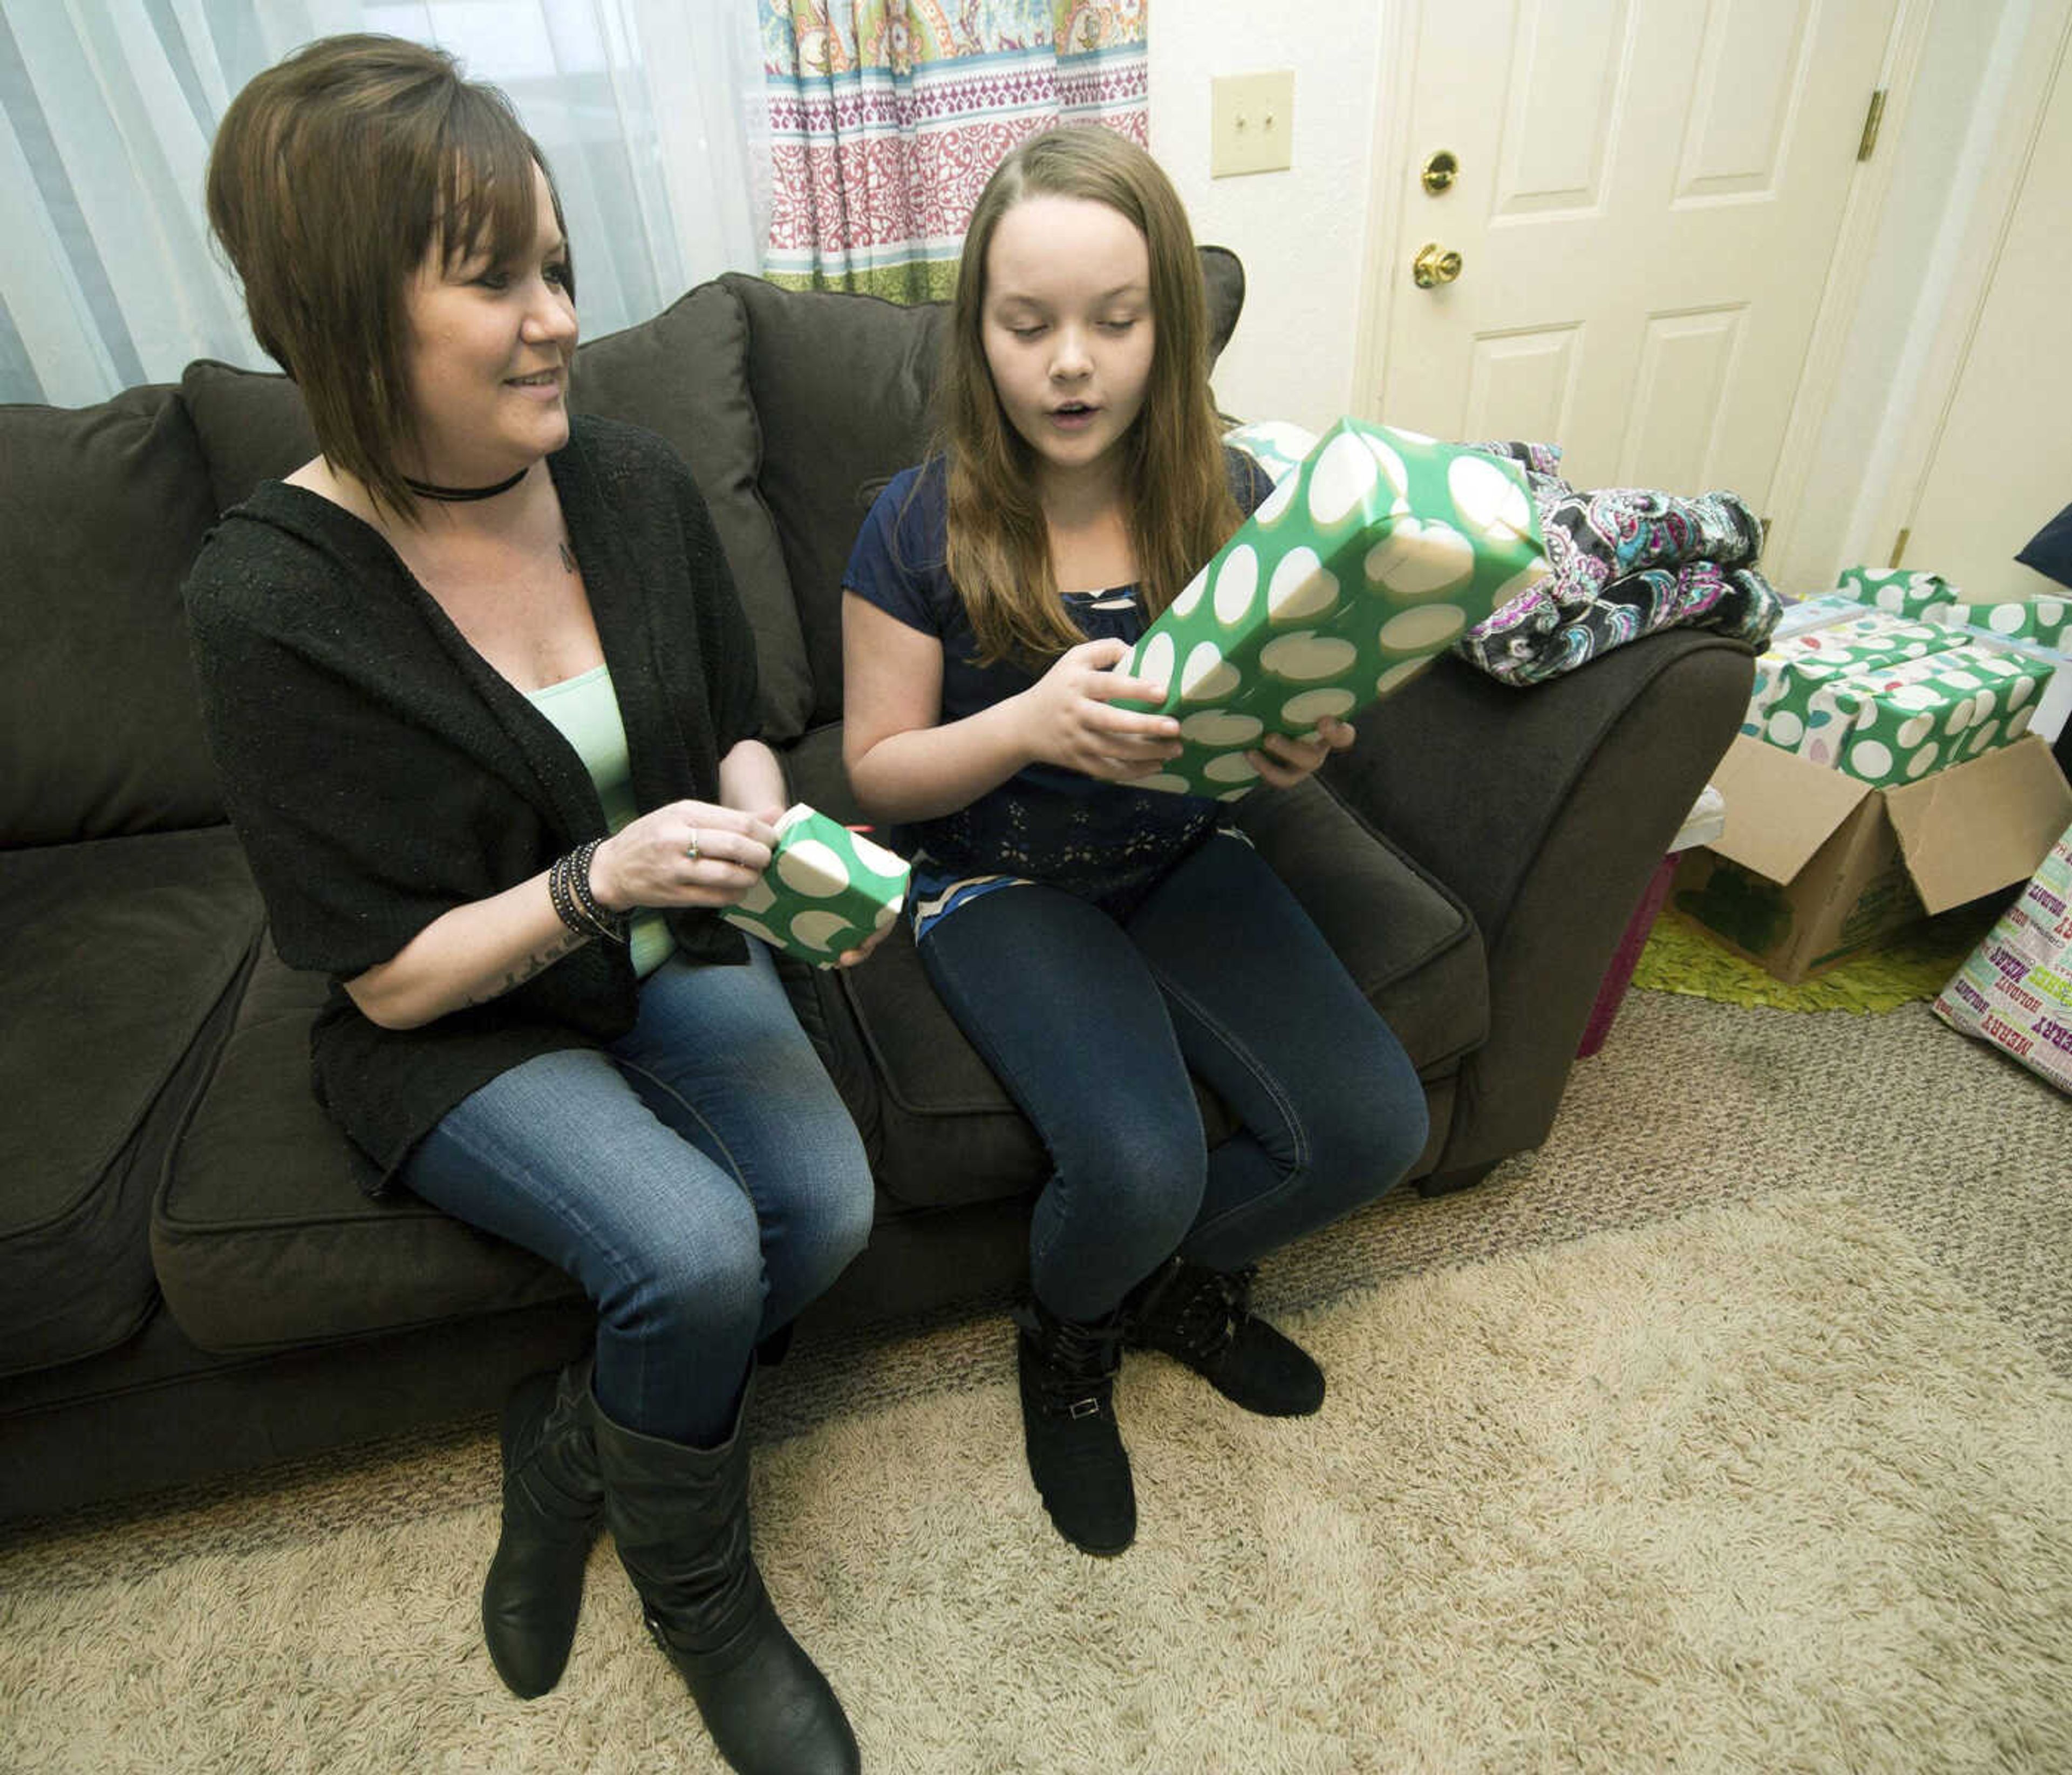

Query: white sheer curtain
[[0, 1, 768, 407]]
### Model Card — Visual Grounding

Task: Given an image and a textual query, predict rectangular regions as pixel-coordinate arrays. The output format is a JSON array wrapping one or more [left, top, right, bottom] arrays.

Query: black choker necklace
[[404, 465, 529, 502]]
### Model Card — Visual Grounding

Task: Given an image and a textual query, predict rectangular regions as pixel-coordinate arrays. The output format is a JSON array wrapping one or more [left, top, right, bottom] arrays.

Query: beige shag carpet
[[8, 987, 2072, 1773], [5, 1182, 2071, 1773]]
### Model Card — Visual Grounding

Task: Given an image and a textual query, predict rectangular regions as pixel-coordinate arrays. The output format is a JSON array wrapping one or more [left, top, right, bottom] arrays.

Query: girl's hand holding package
[[1246, 716, 1357, 790], [1016, 636, 1182, 781]]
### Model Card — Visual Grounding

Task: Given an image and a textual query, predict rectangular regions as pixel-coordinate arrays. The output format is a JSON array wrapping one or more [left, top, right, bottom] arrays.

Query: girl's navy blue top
[[842, 450, 1271, 931]]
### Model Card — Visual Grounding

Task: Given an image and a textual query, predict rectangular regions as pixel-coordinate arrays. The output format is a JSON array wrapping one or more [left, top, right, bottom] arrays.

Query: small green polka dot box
[[1801, 643, 2053, 788], [1961, 594, 2072, 651], [721, 805, 909, 967], [1113, 418, 1551, 800], [1834, 566, 1962, 624], [1832, 566, 2071, 651]]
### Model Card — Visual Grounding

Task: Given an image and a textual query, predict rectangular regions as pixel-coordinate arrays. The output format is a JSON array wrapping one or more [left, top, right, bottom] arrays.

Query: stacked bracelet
[[548, 839, 628, 944]]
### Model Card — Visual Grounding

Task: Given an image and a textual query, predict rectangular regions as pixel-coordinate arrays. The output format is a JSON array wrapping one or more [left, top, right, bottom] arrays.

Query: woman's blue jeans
[[403, 942, 874, 1445], [918, 834, 1429, 1321]]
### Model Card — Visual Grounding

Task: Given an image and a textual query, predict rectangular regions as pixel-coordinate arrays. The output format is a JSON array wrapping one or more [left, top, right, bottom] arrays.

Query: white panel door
[[1375, 0, 1897, 505]]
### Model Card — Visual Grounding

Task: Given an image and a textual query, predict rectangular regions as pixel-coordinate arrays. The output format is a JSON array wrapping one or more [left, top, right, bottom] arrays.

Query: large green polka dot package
[[1112, 418, 1551, 800], [721, 805, 909, 967]]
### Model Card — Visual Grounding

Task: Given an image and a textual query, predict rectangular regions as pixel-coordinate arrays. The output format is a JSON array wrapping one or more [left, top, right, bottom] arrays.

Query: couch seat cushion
[[1232, 776, 1489, 1073], [155, 941, 578, 1355], [780, 728, 1485, 1212], [0, 829, 262, 1375]]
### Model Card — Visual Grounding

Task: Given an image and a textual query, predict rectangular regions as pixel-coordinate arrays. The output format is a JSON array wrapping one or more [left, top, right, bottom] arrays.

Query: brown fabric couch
[[0, 268, 1753, 1521]]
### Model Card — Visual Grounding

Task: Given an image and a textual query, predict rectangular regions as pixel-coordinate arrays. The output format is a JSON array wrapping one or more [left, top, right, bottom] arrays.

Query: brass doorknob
[[1413, 243, 1463, 288]]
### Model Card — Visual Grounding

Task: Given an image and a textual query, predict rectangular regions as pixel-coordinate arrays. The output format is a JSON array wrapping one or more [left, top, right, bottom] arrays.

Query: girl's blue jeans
[[402, 942, 874, 1445], [917, 833, 1429, 1321]]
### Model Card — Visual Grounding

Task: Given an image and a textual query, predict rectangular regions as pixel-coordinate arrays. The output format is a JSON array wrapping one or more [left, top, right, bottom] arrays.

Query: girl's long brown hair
[[938, 127, 1240, 667]]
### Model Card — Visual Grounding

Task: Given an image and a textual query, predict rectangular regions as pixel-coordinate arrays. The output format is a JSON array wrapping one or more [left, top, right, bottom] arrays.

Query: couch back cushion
[[179, 359, 321, 508], [570, 281, 814, 744], [1, 386, 227, 842], [723, 274, 948, 730]]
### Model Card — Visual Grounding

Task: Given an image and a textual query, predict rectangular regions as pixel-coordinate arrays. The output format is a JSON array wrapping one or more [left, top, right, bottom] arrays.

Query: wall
[[1148, 5, 1385, 432]]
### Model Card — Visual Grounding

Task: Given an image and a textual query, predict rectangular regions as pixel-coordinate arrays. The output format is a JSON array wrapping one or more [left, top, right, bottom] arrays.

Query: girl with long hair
[[842, 127, 1428, 1555]]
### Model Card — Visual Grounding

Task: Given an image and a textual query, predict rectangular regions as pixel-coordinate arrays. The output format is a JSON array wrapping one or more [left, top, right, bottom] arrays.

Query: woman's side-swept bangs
[[426, 94, 567, 287]]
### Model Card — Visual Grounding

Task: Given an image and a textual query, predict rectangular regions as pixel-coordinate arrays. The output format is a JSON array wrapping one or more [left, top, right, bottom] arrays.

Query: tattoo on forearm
[[461, 929, 588, 1009]]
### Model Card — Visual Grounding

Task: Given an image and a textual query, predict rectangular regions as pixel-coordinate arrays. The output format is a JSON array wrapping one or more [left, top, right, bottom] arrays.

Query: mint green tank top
[[525, 663, 674, 978]]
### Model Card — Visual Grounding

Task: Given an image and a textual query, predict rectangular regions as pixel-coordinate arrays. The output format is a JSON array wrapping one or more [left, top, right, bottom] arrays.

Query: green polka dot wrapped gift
[[1112, 419, 1551, 800], [1812, 643, 2054, 788], [722, 805, 909, 966], [1747, 614, 1969, 765], [1834, 566, 1963, 624]]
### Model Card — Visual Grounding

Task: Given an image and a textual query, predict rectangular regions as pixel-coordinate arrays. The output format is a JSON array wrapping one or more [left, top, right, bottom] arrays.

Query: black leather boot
[[1125, 1259, 1324, 1417], [482, 1359, 603, 1698], [592, 1380, 859, 1775], [1013, 1298, 1135, 1556]]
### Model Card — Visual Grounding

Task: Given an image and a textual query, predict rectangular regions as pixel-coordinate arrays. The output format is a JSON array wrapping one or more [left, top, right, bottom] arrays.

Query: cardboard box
[[1668, 732, 2072, 983]]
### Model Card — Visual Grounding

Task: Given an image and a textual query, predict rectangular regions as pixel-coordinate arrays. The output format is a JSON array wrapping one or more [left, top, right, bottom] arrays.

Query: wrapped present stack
[[1747, 601, 2055, 778], [723, 805, 909, 965], [1676, 567, 2072, 985], [1115, 418, 1551, 799]]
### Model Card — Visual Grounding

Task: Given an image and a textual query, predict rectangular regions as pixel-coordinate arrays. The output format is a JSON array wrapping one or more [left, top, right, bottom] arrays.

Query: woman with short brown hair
[[187, 35, 872, 1774]]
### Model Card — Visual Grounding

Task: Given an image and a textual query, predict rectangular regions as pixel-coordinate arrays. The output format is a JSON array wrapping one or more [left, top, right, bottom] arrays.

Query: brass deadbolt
[[1421, 150, 1458, 195]]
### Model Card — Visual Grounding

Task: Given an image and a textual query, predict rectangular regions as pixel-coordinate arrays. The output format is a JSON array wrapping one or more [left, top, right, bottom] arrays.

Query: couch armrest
[[1322, 630, 1755, 1172]]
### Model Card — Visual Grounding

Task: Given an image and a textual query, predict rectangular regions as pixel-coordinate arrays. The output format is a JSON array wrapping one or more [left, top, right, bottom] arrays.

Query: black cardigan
[[184, 416, 760, 1190]]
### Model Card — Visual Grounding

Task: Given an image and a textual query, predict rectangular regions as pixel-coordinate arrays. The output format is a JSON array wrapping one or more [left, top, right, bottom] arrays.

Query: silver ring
[[684, 830, 701, 863]]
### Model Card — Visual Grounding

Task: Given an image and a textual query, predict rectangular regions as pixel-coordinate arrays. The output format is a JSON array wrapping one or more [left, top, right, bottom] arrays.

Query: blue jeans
[[918, 834, 1428, 1320], [403, 943, 874, 1444]]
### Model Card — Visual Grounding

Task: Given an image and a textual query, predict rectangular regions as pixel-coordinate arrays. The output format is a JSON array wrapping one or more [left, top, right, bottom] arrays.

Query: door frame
[[1848, 0, 2072, 585], [1349, 0, 1932, 579]]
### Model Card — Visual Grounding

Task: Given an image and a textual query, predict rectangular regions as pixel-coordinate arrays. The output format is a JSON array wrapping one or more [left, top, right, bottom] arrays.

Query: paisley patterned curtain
[[760, 2, 1149, 302]]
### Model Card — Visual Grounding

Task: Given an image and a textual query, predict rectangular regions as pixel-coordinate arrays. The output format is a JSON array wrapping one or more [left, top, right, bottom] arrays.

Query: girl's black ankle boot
[[592, 1380, 859, 1775], [1012, 1297, 1135, 1556], [1125, 1259, 1325, 1417], [482, 1358, 604, 1698]]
